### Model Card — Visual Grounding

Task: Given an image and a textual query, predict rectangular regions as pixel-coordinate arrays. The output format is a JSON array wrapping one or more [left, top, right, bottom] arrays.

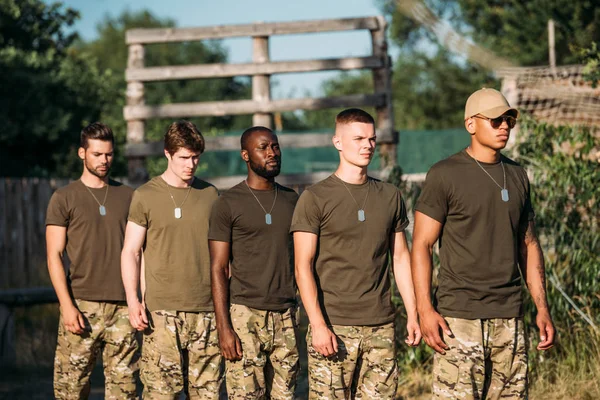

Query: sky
[[56, 0, 393, 99]]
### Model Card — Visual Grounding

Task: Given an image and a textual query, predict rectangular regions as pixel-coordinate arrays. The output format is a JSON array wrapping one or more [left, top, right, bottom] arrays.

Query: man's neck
[[246, 172, 275, 190], [80, 170, 108, 188], [468, 142, 502, 163], [334, 163, 368, 184], [161, 169, 193, 188]]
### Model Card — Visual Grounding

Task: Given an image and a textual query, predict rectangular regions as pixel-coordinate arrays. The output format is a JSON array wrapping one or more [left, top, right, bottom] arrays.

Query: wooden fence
[[124, 16, 397, 183]]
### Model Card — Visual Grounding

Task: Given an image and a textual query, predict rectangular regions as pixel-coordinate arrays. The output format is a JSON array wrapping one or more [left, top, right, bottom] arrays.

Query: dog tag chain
[[245, 181, 278, 225], [336, 174, 370, 222], [467, 147, 509, 202], [84, 182, 109, 216], [166, 178, 193, 219]]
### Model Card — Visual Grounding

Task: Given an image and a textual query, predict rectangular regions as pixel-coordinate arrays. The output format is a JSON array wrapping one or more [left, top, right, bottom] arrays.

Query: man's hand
[[419, 308, 453, 354], [61, 304, 85, 334], [405, 317, 422, 347], [127, 299, 148, 331], [536, 310, 555, 351], [218, 326, 243, 361], [311, 324, 338, 357]]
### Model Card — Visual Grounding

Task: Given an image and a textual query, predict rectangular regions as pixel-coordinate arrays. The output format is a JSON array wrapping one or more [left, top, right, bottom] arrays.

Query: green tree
[[0, 0, 114, 177]]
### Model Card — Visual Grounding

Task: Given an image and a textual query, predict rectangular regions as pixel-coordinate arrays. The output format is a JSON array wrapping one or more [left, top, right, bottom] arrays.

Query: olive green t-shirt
[[128, 176, 218, 312], [290, 175, 409, 326], [415, 150, 534, 319], [45, 179, 133, 301], [208, 181, 298, 311]]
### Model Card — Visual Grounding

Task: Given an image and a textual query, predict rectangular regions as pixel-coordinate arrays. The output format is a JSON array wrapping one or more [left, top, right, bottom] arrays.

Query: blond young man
[[46, 122, 138, 399], [412, 88, 555, 399], [121, 120, 222, 399], [291, 108, 421, 399], [210, 127, 299, 399]]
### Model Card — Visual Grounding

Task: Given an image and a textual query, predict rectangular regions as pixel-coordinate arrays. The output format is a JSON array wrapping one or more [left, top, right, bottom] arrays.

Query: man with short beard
[[46, 122, 138, 399], [209, 127, 299, 399]]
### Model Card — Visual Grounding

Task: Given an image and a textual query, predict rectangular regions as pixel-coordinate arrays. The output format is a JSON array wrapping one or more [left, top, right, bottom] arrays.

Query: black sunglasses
[[473, 114, 517, 129]]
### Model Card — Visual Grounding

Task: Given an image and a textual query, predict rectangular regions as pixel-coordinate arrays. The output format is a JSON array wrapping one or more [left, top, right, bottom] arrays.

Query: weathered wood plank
[[125, 56, 384, 82], [126, 17, 382, 44], [0, 287, 57, 306], [0, 180, 7, 289], [123, 93, 386, 120], [126, 132, 337, 156], [252, 36, 272, 128]]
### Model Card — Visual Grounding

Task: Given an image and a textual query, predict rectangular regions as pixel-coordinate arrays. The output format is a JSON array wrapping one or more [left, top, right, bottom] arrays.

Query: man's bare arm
[[518, 219, 555, 350], [294, 231, 338, 357], [210, 240, 242, 361], [46, 225, 85, 334], [121, 221, 148, 331], [411, 211, 452, 354], [390, 230, 421, 346]]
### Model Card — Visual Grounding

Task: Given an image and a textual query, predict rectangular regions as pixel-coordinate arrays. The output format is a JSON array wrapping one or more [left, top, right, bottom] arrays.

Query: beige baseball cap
[[464, 88, 519, 120]]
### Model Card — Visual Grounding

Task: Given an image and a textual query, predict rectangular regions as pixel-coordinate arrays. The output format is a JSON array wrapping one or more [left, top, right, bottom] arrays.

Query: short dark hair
[[240, 126, 274, 150], [164, 120, 205, 155], [80, 122, 114, 149], [335, 108, 375, 127]]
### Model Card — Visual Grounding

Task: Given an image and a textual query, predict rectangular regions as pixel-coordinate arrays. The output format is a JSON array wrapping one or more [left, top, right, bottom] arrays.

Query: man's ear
[[78, 147, 85, 160], [240, 149, 249, 162], [164, 149, 172, 160], [332, 135, 342, 151], [465, 117, 476, 135]]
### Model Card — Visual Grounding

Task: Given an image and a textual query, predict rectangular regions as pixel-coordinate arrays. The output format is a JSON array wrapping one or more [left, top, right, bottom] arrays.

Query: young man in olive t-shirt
[[291, 109, 421, 399], [412, 88, 555, 399], [121, 120, 222, 399], [46, 122, 138, 399], [209, 127, 299, 399]]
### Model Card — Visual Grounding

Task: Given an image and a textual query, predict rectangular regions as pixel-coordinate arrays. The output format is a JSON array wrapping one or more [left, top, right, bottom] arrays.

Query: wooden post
[[252, 36, 272, 128], [371, 16, 397, 175], [0, 305, 15, 368], [548, 19, 556, 77], [126, 44, 148, 184]]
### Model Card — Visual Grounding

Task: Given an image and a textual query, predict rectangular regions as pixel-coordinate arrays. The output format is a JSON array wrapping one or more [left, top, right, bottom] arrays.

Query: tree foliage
[[0, 0, 114, 177]]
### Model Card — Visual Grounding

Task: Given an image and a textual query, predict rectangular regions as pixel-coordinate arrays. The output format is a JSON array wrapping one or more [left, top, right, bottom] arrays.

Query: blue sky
[[56, 0, 392, 99]]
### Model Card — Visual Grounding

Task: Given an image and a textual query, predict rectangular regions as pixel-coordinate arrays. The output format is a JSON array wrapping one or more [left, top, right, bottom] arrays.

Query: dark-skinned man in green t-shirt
[[291, 108, 421, 399], [209, 126, 299, 399], [121, 120, 222, 399], [412, 88, 555, 399], [46, 122, 138, 399]]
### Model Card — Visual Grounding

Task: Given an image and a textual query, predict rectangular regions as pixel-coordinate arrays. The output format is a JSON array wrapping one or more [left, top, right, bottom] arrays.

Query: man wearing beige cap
[[412, 88, 555, 399]]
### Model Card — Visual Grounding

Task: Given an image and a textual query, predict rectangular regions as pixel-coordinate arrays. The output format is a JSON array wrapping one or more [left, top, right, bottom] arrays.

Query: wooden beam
[[0, 287, 57, 307], [253, 36, 272, 128], [126, 132, 336, 157], [126, 56, 385, 82], [123, 93, 386, 120], [126, 17, 382, 44]]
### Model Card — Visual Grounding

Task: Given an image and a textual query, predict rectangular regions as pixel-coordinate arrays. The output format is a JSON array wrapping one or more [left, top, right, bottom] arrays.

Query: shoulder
[[501, 154, 528, 175], [276, 183, 299, 200], [108, 178, 134, 197], [135, 177, 161, 195], [301, 175, 335, 197], [193, 178, 218, 194]]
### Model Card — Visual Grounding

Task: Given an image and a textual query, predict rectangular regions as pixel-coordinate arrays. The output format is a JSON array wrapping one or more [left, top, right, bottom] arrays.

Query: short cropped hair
[[164, 120, 205, 155], [240, 126, 273, 150], [335, 108, 375, 127], [80, 122, 114, 149]]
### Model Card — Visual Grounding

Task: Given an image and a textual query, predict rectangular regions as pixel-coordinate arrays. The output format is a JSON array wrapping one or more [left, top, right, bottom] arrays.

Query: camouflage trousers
[[307, 322, 397, 399], [226, 304, 299, 400], [433, 317, 528, 400], [54, 299, 139, 400], [141, 310, 224, 399]]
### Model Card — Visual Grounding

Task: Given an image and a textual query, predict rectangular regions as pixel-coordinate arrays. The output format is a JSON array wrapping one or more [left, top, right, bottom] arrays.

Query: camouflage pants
[[54, 299, 139, 400], [307, 322, 396, 399], [141, 310, 224, 399], [433, 317, 528, 400], [226, 304, 299, 400]]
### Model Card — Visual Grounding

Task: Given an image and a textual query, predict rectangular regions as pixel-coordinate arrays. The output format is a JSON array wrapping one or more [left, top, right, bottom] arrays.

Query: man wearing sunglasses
[[412, 88, 555, 399]]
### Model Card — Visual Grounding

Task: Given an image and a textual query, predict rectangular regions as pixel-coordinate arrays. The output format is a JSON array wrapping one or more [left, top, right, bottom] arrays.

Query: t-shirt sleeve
[[394, 189, 410, 232], [45, 190, 69, 227], [127, 190, 149, 228], [208, 196, 232, 242], [414, 166, 449, 223], [290, 189, 321, 235]]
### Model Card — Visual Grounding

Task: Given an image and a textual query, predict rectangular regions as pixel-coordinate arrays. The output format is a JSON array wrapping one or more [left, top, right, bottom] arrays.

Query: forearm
[[411, 241, 435, 313], [121, 248, 141, 303], [393, 252, 418, 320], [47, 255, 75, 309], [296, 263, 327, 328], [211, 264, 232, 330], [523, 242, 549, 311]]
